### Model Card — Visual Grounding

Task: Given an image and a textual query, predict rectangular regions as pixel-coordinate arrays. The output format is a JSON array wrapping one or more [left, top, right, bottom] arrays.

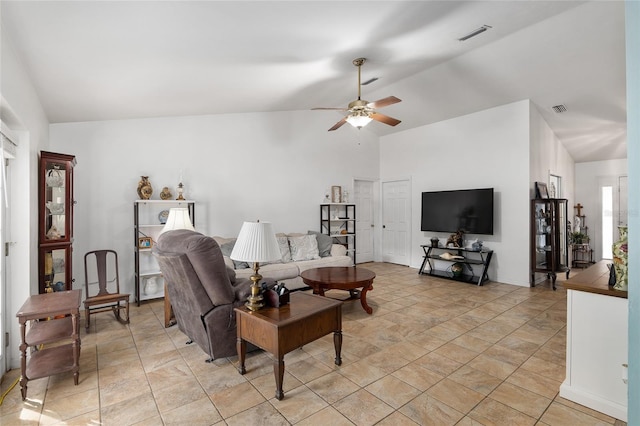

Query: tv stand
[[418, 245, 493, 286]]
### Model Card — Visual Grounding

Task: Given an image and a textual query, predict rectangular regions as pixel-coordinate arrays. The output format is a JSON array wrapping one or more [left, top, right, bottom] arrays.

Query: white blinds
[[0, 120, 17, 207], [0, 120, 18, 158]]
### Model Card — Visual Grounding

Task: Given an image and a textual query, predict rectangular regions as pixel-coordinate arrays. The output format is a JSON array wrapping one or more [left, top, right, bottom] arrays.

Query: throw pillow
[[308, 230, 333, 257], [277, 236, 292, 263], [219, 240, 250, 269], [288, 234, 320, 261]]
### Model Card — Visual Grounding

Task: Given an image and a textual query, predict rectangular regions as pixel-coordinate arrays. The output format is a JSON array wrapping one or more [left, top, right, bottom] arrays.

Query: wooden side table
[[300, 266, 376, 314], [16, 290, 82, 400], [235, 292, 342, 400]]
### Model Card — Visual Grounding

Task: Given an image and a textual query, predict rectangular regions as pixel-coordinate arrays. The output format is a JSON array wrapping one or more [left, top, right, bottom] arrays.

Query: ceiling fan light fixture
[[313, 57, 401, 131], [346, 113, 372, 128]]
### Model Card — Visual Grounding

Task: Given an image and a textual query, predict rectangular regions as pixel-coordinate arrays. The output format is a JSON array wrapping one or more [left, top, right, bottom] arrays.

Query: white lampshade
[[160, 208, 194, 234], [230, 221, 281, 263], [346, 113, 372, 128]]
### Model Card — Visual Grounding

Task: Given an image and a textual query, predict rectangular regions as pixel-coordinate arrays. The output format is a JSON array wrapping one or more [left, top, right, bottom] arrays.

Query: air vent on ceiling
[[458, 25, 492, 41], [552, 104, 567, 113]]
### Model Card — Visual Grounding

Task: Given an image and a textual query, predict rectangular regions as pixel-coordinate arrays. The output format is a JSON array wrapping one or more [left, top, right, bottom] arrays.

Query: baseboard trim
[[560, 381, 627, 422]]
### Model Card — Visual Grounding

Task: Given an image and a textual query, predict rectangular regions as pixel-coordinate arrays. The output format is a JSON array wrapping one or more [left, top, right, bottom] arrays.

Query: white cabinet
[[561, 261, 628, 422], [320, 203, 356, 264], [134, 200, 195, 305]]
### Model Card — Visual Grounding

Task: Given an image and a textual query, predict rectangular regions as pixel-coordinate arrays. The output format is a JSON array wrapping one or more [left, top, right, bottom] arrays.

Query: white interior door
[[382, 179, 411, 265], [354, 180, 374, 263]]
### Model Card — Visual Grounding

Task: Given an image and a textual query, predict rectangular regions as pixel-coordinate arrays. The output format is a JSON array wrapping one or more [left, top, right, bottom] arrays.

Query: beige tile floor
[[0, 262, 628, 425]]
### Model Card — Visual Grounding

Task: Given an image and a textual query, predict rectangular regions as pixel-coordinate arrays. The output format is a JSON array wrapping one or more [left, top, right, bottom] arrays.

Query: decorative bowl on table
[[450, 262, 464, 278]]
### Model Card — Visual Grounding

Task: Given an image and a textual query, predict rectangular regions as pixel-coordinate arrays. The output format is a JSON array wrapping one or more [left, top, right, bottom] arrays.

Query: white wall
[[575, 159, 628, 261], [529, 102, 575, 284], [529, 104, 575, 202], [1, 28, 51, 369], [49, 111, 379, 297], [379, 100, 531, 286]]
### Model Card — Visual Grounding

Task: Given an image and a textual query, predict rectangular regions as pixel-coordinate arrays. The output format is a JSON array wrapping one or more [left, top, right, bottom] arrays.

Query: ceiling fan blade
[[328, 117, 348, 131], [312, 107, 348, 111], [367, 96, 401, 109], [370, 112, 401, 126]]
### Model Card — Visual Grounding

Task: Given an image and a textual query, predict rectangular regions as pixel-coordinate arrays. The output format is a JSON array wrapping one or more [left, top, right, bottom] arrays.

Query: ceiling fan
[[313, 58, 402, 131]]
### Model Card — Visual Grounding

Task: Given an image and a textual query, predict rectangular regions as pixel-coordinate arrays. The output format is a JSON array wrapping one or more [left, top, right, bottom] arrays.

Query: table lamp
[[230, 221, 281, 311], [159, 208, 194, 235]]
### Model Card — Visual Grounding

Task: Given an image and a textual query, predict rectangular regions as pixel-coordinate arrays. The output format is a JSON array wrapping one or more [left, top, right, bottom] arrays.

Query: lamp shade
[[346, 112, 372, 128], [230, 221, 281, 263], [160, 208, 194, 234]]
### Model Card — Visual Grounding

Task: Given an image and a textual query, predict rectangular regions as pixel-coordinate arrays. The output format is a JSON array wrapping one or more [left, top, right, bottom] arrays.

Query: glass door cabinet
[[38, 151, 76, 294], [530, 198, 570, 290]]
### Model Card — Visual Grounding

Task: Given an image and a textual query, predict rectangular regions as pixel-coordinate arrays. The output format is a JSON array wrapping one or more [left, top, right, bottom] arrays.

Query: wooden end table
[[234, 292, 342, 400], [16, 290, 82, 400], [300, 266, 376, 314]]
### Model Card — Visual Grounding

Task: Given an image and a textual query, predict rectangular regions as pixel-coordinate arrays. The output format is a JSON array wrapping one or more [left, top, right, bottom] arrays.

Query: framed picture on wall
[[535, 182, 549, 199]]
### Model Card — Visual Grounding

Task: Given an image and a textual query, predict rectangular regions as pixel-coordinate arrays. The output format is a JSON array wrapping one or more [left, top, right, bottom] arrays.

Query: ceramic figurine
[[446, 230, 464, 248]]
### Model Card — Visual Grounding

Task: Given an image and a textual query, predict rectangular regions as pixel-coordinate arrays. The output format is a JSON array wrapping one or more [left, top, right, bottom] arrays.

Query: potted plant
[[570, 232, 589, 244]]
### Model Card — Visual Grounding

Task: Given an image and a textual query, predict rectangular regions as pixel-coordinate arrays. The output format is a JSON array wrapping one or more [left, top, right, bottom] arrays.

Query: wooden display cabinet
[[38, 151, 76, 294], [530, 198, 570, 290]]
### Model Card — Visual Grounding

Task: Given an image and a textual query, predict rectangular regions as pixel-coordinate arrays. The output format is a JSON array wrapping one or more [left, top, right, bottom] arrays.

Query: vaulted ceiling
[[0, 1, 627, 162]]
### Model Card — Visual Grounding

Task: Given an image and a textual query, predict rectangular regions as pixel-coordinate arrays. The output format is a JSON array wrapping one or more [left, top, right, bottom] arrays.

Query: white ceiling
[[0, 1, 627, 163]]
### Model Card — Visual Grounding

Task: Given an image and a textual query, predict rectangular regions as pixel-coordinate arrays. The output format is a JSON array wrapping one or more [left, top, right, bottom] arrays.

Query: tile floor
[[0, 262, 628, 425]]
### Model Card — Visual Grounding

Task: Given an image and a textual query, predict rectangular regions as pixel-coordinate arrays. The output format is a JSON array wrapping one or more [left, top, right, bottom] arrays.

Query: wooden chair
[[83, 250, 130, 331]]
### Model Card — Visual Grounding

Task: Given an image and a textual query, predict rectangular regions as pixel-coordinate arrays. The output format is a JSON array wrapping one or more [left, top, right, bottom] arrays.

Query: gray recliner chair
[[153, 229, 253, 361]]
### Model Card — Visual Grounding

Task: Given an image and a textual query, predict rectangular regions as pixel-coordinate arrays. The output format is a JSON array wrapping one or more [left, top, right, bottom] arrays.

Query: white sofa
[[213, 232, 353, 291]]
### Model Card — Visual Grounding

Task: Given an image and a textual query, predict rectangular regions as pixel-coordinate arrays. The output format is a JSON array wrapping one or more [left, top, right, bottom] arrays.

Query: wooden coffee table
[[301, 266, 376, 314], [235, 292, 342, 400]]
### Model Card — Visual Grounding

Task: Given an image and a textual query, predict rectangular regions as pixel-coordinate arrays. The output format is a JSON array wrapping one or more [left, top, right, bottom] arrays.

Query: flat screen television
[[421, 188, 494, 235]]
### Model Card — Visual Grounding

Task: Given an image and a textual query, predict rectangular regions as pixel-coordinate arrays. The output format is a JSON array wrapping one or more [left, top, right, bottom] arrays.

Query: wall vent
[[458, 25, 492, 41], [552, 104, 567, 113]]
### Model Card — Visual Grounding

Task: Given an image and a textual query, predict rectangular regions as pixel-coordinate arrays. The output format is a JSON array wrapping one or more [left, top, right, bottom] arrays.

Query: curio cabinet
[[530, 198, 569, 290], [38, 151, 76, 294]]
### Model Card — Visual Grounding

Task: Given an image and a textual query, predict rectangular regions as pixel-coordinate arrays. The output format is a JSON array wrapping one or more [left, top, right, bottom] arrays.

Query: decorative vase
[[137, 176, 153, 200], [612, 226, 628, 291], [160, 186, 172, 200], [144, 276, 159, 295]]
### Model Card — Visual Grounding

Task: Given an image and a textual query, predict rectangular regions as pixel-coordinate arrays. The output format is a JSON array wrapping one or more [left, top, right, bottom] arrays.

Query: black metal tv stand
[[418, 245, 494, 286]]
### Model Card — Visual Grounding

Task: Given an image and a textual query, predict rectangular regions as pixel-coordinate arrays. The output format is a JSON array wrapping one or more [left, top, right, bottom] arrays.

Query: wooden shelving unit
[[320, 203, 356, 264]]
